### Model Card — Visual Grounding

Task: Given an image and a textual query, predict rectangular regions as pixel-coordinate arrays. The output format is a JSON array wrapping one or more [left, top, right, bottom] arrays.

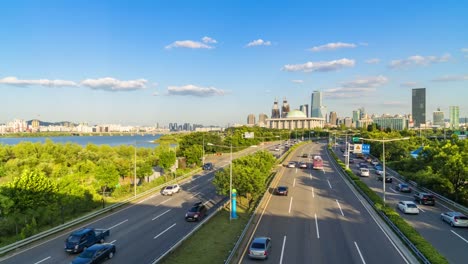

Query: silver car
[[248, 237, 271, 259], [441, 212, 468, 227]]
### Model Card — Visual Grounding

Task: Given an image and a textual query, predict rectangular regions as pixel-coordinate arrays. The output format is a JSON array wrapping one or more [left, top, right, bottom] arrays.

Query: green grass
[[160, 206, 249, 264]]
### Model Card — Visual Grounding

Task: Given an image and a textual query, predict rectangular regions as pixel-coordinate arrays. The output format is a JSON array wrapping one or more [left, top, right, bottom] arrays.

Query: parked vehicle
[[65, 228, 110, 253], [397, 201, 419, 214], [185, 201, 208, 221], [440, 212, 468, 227], [275, 186, 289, 196], [203, 162, 214, 170], [313, 156, 323, 170], [396, 183, 411, 193], [161, 184, 181, 196], [414, 192, 435, 205], [248, 237, 271, 260], [359, 168, 370, 177], [71, 243, 116, 264]]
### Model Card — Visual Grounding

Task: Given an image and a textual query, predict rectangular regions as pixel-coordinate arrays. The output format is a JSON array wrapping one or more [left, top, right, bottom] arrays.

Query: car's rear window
[[67, 235, 80, 243], [401, 184, 408, 188], [423, 195, 434, 199], [251, 242, 265, 249], [456, 216, 468, 220], [407, 204, 417, 208], [278, 187, 287, 191], [166, 186, 173, 189]]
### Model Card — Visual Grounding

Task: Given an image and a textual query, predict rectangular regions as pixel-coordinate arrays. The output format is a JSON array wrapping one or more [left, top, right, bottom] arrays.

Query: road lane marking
[[295, 168, 298, 173], [336, 200, 345, 216], [315, 213, 320, 239], [190, 192, 201, 199], [389, 187, 397, 193], [451, 230, 468, 244], [187, 184, 199, 191], [33, 257, 51, 264], [327, 180, 333, 189], [160, 198, 173, 204], [354, 241, 367, 264], [417, 207, 425, 213], [279, 236, 287, 264], [289, 197, 293, 214], [293, 178, 296, 187], [438, 202, 452, 211], [312, 187, 315, 198], [154, 223, 176, 239], [108, 219, 128, 230], [152, 209, 172, 221], [110, 240, 116, 244]]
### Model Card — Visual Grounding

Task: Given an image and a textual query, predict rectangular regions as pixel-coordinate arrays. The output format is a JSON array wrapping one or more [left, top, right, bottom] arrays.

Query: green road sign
[[352, 137, 360, 143]]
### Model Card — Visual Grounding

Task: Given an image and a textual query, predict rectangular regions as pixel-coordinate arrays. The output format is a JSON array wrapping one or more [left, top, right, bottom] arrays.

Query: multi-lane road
[[240, 142, 416, 264], [334, 146, 468, 264]]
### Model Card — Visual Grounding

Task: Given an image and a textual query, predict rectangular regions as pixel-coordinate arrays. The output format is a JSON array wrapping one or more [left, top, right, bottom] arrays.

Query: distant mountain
[[26, 120, 78, 126]]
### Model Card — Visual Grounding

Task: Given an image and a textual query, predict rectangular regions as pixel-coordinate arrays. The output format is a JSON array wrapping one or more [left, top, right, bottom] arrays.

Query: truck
[[313, 155, 323, 170], [65, 228, 110, 253]]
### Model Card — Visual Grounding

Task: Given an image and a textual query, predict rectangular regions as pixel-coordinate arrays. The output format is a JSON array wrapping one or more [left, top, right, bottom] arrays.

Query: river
[[0, 134, 162, 148]]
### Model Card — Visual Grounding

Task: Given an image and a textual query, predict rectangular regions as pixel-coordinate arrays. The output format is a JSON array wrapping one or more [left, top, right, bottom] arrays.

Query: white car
[[360, 168, 370, 177], [287, 161, 296, 168], [299, 162, 307, 169], [440, 212, 468, 227], [397, 201, 419, 214], [162, 184, 181, 195]]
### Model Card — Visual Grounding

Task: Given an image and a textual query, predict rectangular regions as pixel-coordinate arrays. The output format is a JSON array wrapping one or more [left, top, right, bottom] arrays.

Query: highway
[[0, 144, 272, 264], [334, 145, 468, 264], [240, 142, 414, 264]]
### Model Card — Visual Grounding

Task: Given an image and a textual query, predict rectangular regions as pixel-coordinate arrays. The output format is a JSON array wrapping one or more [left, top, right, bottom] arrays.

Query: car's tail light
[[264, 251, 268, 256], [454, 217, 458, 222]]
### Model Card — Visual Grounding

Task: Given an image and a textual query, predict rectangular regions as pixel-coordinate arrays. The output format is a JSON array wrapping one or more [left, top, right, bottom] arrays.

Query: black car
[[71, 243, 116, 264], [275, 186, 288, 196], [377, 175, 393, 183], [203, 162, 214, 170], [185, 202, 208, 221]]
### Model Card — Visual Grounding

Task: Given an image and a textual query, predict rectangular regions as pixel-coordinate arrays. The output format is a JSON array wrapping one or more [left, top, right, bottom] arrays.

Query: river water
[[0, 134, 162, 148]]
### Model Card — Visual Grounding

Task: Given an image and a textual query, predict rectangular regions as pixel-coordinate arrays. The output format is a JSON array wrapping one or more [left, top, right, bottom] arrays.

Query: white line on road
[[327, 179, 333, 189], [108, 219, 128, 230], [451, 230, 468, 244], [190, 192, 201, 199], [315, 213, 320, 239], [160, 198, 173, 204], [312, 187, 315, 198], [33, 256, 51, 264], [154, 223, 176, 239], [295, 168, 298, 173], [279, 236, 287, 264], [354, 241, 367, 264], [187, 184, 199, 191], [417, 207, 425, 213], [293, 178, 296, 187], [152, 209, 172, 221], [389, 187, 397, 193], [289, 197, 293, 214], [110, 240, 116, 244], [438, 202, 452, 211], [336, 200, 345, 216]]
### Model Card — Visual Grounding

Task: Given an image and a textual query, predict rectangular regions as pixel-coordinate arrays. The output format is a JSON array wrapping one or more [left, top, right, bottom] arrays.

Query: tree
[[159, 149, 176, 170], [94, 162, 119, 196], [181, 145, 203, 166]]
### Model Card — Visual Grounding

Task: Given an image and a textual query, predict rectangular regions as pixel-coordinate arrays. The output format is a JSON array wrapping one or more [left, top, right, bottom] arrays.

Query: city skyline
[[1, 1, 467, 126]]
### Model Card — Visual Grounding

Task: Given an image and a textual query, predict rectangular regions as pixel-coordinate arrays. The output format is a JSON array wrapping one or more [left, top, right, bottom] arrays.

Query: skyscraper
[[449, 106, 460, 129], [310, 91, 324, 118], [412, 88, 426, 128], [299, 104, 309, 117], [271, 99, 280, 118], [258, 113, 268, 126], [329, 111, 337, 126], [247, 114, 256, 125], [433, 108, 444, 127], [281, 98, 290, 118]]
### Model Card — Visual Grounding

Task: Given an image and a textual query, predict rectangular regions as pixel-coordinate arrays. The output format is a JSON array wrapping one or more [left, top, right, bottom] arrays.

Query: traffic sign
[[352, 137, 360, 143], [362, 144, 370, 154], [354, 144, 362, 153]]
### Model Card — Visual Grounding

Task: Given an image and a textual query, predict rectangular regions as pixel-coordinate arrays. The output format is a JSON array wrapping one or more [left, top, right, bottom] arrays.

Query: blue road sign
[[362, 144, 370, 154]]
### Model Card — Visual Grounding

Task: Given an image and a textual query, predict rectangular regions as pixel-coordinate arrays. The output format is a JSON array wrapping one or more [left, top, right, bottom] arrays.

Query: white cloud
[[309, 42, 357, 52], [152, 91, 160, 96], [80, 78, 147, 91], [365, 58, 380, 64], [432, 74, 468, 82], [202, 36, 217, 44], [167, 84, 225, 97], [246, 39, 272, 47], [325, 87, 376, 93], [291, 80, 304, 83], [400, 82, 418, 88], [383, 101, 406, 106], [389, 54, 451, 68], [165, 40, 213, 49], [0, 76, 77, 87], [461, 48, 468, 53], [282, 58, 355, 72], [341, 75, 388, 88]]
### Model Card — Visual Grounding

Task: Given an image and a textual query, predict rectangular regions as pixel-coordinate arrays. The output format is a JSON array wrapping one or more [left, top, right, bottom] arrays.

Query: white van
[[360, 168, 370, 177]]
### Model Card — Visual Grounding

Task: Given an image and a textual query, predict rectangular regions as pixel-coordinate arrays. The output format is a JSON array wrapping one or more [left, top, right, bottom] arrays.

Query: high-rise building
[[299, 104, 309, 117], [311, 91, 324, 118], [449, 106, 460, 129], [271, 99, 280, 118], [352, 109, 361, 124], [433, 108, 444, 127], [281, 98, 290, 118], [373, 116, 408, 131], [329, 111, 337, 126], [412, 88, 426, 128], [258, 113, 268, 126], [247, 114, 256, 125]]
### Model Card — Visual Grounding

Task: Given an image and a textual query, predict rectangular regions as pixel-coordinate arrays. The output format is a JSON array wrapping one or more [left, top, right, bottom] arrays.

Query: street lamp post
[[134, 140, 137, 197], [359, 137, 410, 203]]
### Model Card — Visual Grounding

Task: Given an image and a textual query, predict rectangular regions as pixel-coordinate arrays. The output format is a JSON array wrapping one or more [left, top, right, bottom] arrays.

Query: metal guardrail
[[151, 198, 230, 264], [328, 149, 431, 264], [0, 168, 201, 256]]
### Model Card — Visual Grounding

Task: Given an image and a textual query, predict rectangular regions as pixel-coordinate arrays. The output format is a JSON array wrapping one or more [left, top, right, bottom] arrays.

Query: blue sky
[[1, 0, 467, 126]]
